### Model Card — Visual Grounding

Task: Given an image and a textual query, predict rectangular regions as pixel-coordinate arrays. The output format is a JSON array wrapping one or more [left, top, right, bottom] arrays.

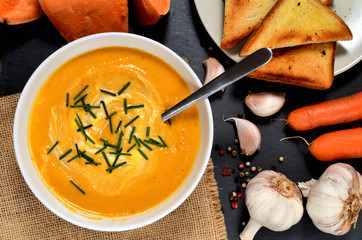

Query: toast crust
[[247, 42, 336, 90], [239, 0, 352, 56]]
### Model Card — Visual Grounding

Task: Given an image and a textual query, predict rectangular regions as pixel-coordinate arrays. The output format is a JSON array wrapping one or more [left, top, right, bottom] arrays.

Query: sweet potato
[[38, 0, 128, 42], [132, 0, 170, 25], [0, 0, 44, 25]]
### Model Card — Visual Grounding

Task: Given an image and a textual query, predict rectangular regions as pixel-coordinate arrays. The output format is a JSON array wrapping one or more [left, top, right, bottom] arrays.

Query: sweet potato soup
[[28, 46, 201, 217]]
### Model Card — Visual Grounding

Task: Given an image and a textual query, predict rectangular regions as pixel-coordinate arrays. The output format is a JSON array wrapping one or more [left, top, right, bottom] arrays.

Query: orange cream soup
[[28, 47, 200, 217]]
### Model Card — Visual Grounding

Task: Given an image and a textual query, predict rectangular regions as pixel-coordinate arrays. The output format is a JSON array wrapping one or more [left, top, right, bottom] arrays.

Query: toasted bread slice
[[221, 0, 332, 50], [239, 0, 351, 56], [220, 0, 277, 49], [248, 42, 336, 90]]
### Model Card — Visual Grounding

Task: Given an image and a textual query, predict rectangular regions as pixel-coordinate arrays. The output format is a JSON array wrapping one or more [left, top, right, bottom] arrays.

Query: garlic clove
[[203, 57, 225, 91], [245, 91, 286, 117], [224, 117, 261, 156], [240, 170, 303, 240]]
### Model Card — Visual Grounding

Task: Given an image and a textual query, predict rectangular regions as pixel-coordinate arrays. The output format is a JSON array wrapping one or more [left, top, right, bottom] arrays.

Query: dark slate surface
[[1, 1, 361, 239]]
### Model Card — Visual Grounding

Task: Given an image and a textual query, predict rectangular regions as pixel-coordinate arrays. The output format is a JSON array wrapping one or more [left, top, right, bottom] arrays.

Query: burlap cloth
[[0, 93, 227, 240]]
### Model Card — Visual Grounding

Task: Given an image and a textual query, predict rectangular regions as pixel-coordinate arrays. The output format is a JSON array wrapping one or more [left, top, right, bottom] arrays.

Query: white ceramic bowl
[[13, 33, 213, 231]]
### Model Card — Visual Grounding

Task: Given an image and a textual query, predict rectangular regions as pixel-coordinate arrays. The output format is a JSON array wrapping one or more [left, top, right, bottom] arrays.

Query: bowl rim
[[13, 32, 214, 231]]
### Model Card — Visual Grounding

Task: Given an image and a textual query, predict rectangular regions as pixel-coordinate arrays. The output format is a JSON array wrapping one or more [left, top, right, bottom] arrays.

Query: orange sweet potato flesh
[[38, 0, 128, 42], [132, 0, 170, 25], [0, 0, 44, 25]]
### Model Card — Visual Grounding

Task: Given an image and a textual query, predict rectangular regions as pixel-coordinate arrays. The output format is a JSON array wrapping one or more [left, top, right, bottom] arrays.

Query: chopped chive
[[128, 126, 136, 144], [109, 152, 132, 156], [124, 115, 139, 128], [144, 139, 163, 147], [167, 119, 171, 126], [88, 109, 97, 119], [101, 101, 113, 133], [85, 162, 101, 166], [70, 104, 100, 109], [137, 148, 148, 160], [105, 143, 118, 149], [100, 89, 116, 96], [139, 139, 152, 151], [70, 180, 85, 194], [134, 135, 141, 147], [101, 152, 111, 167], [80, 151, 94, 162], [101, 101, 109, 117], [95, 145, 107, 155], [146, 127, 150, 137], [124, 99, 128, 114], [67, 154, 79, 163], [47, 141, 59, 154], [73, 85, 89, 100], [74, 93, 88, 105], [106, 111, 117, 120], [118, 82, 130, 95], [59, 149, 72, 160], [77, 124, 93, 132], [100, 138, 108, 144], [66, 93, 69, 107], [116, 131, 124, 152], [115, 120, 122, 133], [106, 161, 127, 172], [127, 104, 144, 109], [158, 135, 168, 148], [75, 143, 80, 158], [127, 143, 137, 152]]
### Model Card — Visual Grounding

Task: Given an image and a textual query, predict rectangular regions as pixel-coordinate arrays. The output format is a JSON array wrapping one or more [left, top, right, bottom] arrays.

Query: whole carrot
[[287, 91, 362, 131], [309, 128, 362, 161]]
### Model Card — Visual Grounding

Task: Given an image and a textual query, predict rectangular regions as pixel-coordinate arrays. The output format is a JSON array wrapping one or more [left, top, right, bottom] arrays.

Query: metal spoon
[[161, 48, 273, 121]]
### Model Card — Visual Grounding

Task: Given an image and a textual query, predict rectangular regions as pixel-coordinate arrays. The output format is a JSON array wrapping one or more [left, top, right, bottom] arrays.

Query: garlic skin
[[240, 171, 303, 240], [245, 91, 285, 117], [203, 57, 225, 91], [298, 163, 362, 236], [224, 118, 261, 156]]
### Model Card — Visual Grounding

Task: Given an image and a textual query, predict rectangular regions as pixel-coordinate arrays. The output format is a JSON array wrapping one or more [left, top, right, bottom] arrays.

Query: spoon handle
[[162, 48, 273, 121]]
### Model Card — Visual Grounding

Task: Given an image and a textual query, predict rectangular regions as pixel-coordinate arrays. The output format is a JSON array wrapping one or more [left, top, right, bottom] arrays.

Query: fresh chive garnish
[[127, 104, 145, 109], [73, 85, 89, 100], [128, 126, 136, 144], [115, 120, 122, 133], [88, 109, 97, 119], [67, 154, 79, 163], [137, 149, 148, 160], [127, 143, 137, 152], [70, 104, 100, 109], [124, 99, 128, 114], [95, 145, 107, 155], [80, 151, 94, 162], [100, 138, 108, 144], [168, 119, 171, 126], [109, 152, 132, 156], [75, 143, 80, 158], [105, 143, 118, 149], [124, 115, 139, 128], [47, 141, 59, 154], [101, 101, 109, 117], [158, 135, 168, 148], [101, 151, 111, 167], [146, 127, 150, 137], [74, 93, 88, 105], [66, 93, 69, 107], [100, 89, 117, 96], [134, 135, 141, 147], [110, 155, 120, 173], [116, 131, 124, 152], [144, 139, 163, 147], [106, 161, 127, 172], [59, 149, 72, 160], [118, 82, 130, 95], [139, 139, 152, 151], [106, 111, 117, 120], [101, 101, 113, 133], [85, 162, 101, 166], [70, 180, 85, 194], [76, 124, 93, 132]]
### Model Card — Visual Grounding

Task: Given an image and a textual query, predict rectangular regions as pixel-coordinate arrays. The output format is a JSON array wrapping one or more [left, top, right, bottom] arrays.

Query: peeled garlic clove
[[245, 91, 286, 117], [240, 170, 304, 240], [203, 57, 225, 91], [299, 163, 362, 236], [224, 118, 261, 156]]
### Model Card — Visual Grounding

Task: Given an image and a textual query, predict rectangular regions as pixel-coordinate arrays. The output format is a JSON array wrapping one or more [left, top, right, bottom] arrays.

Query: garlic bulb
[[245, 91, 286, 117], [298, 163, 362, 235], [224, 118, 261, 156], [240, 171, 303, 240], [203, 57, 225, 91]]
